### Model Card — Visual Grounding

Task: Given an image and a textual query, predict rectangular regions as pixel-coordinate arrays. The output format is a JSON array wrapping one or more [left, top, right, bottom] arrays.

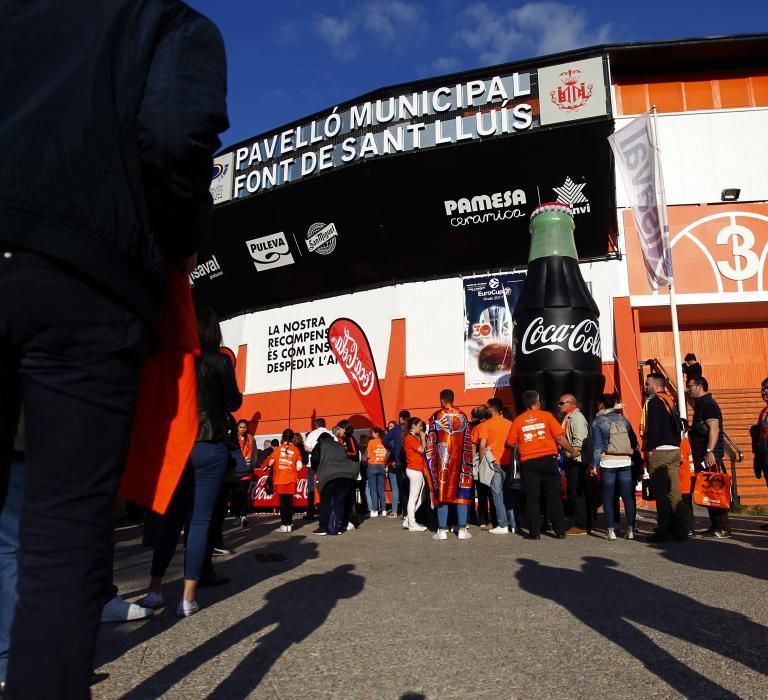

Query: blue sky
[[186, 0, 767, 148]]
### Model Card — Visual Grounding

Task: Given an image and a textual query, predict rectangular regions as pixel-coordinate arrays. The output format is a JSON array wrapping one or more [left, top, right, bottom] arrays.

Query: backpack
[[605, 419, 633, 456]]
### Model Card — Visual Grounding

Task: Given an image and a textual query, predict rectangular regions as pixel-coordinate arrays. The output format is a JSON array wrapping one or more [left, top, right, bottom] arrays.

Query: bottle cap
[[528, 202, 578, 261]]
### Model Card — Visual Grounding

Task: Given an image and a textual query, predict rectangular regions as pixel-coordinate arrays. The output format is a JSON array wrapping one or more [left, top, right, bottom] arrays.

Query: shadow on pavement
[[658, 535, 768, 580], [96, 534, 319, 668], [121, 563, 365, 699], [516, 556, 768, 699]]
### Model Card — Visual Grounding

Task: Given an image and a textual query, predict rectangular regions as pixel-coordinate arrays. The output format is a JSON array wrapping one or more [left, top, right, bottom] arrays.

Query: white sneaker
[[624, 528, 634, 540], [369, 510, 379, 517], [489, 526, 509, 535], [277, 525, 289, 533], [408, 524, 427, 532], [607, 528, 617, 541], [380, 510, 387, 517], [402, 520, 410, 529], [176, 599, 200, 618], [137, 591, 165, 610], [432, 529, 448, 540], [101, 595, 154, 622], [457, 528, 472, 540], [346, 522, 356, 531], [509, 527, 516, 534]]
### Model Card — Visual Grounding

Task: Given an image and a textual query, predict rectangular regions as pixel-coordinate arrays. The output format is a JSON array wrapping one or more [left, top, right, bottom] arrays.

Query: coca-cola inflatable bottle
[[511, 202, 604, 418]]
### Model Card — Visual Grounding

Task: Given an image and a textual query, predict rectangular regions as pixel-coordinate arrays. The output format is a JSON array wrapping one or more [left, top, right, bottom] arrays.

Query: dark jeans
[[367, 465, 386, 511], [563, 458, 590, 529], [708, 507, 731, 531], [0, 250, 145, 699], [228, 479, 251, 518], [600, 467, 636, 529], [319, 479, 352, 534], [475, 480, 495, 526], [522, 456, 565, 537], [306, 467, 316, 517], [0, 459, 23, 682], [279, 494, 294, 526], [151, 442, 228, 581]]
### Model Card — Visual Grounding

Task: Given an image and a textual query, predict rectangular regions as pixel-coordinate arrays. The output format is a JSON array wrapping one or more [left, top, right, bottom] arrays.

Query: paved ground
[[96, 509, 768, 699]]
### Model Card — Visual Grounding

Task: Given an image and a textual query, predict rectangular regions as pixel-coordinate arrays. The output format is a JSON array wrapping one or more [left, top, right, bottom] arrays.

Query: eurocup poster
[[463, 273, 525, 389]]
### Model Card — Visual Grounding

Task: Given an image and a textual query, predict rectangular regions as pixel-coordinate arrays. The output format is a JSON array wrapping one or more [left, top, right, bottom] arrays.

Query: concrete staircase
[[706, 389, 767, 506]]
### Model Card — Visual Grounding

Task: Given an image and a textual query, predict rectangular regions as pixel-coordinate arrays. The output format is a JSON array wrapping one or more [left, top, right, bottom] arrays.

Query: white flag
[[608, 111, 672, 290]]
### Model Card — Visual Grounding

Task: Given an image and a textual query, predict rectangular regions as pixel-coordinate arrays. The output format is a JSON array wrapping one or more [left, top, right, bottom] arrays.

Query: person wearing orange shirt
[[403, 417, 429, 532], [367, 427, 389, 517], [268, 429, 304, 533], [477, 398, 514, 535], [506, 390, 579, 540]]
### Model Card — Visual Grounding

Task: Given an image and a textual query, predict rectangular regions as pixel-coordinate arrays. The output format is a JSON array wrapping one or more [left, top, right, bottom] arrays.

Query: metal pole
[[288, 333, 294, 429], [651, 106, 686, 423]]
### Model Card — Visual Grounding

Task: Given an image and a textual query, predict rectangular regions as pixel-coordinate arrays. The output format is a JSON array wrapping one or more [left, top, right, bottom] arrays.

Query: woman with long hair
[[230, 418, 255, 528], [140, 305, 242, 617], [334, 419, 361, 530], [268, 428, 303, 532], [591, 392, 639, 541], [403, 417, 428, 532]]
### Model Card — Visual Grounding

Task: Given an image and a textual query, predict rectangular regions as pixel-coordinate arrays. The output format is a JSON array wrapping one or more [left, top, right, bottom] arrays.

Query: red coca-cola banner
[[249, 466, 310, 507], [327, 317, 387, 429]]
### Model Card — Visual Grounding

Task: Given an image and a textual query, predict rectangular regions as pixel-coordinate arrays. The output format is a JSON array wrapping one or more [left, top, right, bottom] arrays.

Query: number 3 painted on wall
[[716, 224, 760, 282]]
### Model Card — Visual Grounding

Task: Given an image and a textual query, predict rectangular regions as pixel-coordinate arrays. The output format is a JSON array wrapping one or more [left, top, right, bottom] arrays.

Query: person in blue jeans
[[383, 411, 409, 517], [591, 393, 639, 541], [366, 427, 388, 516], [0, 456, 22, 692], [139, 306, 242, 617]]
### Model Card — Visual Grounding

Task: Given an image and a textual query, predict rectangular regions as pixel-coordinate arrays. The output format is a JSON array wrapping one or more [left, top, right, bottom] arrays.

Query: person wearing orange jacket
[[268, 429, 304, 533]]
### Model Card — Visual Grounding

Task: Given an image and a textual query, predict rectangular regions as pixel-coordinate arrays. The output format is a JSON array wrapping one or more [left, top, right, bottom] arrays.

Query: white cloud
[[456, 2, 613, 64], [362, 1, 425, 43], [314, 1, 426, 61], [314, 16, 358, 61], [431, 56, 462, 73]]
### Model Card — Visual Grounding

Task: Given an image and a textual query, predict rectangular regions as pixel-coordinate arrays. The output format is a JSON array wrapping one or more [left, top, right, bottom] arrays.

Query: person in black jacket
[[642, 374, 688, 542], [140, 306, 241, 616], [311, 433, 359, 535], [0, 1, 227, 696]]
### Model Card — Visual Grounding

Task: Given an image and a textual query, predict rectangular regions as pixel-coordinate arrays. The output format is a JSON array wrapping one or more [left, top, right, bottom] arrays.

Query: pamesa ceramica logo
[[305, 222, 338, 256], [553, 177, 590, 215]]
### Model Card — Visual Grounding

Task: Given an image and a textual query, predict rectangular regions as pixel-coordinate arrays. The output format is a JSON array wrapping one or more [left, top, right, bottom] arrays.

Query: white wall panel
[[401, 277, 465, 376], [615, 109, 768, 207], [579, 258, 627, 362]]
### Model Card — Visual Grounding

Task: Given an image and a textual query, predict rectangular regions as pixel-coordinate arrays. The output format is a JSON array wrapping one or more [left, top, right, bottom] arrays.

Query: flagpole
[[651, 106, 687, 423]]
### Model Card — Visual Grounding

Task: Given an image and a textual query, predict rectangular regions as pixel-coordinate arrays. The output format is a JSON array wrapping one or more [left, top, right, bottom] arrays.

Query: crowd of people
[[224, 369, 756, 551]]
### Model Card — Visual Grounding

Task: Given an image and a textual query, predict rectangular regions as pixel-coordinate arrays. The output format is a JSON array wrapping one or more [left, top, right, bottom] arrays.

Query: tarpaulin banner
[[463, 273, 525, 389], [327, 317, 387, 428], [249, 467, 309, 508], [608, 110, 672, 290]]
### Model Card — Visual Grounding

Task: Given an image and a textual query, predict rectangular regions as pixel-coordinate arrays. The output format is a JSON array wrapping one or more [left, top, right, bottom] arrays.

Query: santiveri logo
[[306, 222, 338, 256], [443, 189, 527, 227], [245, 232, 295, 271], [553, 177, 590, 215], [188, 254, 223, 286]]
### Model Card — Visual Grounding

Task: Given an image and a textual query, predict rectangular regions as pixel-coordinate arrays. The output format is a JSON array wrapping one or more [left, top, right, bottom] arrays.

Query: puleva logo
[[305, 222, 338, 256], [550, 69, 593, 111], [245, 232, 295, 272], [553, 177, 590, 215]]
